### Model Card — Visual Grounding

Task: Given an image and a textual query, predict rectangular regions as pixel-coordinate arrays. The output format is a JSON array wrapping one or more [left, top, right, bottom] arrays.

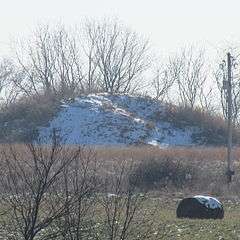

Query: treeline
[[0, 20, 150, 103], [1, 19, 240, 135], [0, 20, 215, 106]]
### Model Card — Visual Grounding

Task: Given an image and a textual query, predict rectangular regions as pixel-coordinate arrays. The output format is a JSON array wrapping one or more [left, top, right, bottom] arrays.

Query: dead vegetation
[[93, 146, 240, 196], [0, 142, 239, 239], [1, 92, 239, 146], [157, 104, 240, 145], [0, 144, 235, 196], [0, 140, 156, 240], [0, 93, 60, 143]]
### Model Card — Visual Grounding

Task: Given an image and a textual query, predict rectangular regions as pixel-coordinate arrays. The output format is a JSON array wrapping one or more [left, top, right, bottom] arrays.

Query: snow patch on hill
[[38, 94, 198, 146]]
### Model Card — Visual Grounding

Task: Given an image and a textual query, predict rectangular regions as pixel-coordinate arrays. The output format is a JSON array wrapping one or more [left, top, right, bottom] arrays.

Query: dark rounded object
[[176, 195, 224, 219]]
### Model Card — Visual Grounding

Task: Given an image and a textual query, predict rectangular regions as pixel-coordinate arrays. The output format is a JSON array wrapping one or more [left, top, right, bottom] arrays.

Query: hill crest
[[39, 93, 198, 146]]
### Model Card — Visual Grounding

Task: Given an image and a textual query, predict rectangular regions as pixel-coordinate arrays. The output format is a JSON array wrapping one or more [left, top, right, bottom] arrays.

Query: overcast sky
[[0, 0, 240, 57]]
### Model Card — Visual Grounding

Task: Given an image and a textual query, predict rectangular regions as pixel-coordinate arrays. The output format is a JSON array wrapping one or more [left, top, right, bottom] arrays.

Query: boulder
[[176, 195, 224, 219]]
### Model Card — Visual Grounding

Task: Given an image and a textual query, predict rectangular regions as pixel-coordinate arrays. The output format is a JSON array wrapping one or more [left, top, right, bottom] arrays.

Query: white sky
[[0, 0, 240, 57]]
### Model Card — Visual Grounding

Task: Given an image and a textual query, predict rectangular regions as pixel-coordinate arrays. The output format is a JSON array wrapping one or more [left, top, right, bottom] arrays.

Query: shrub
[[129, 156, 197, 190], [158, 104, 240, 145], [0, 93, 60, 142]]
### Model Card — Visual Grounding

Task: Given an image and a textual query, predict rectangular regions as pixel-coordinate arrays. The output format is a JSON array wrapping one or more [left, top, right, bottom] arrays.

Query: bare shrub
[[98, 159, 155, 240], [161, 103, 240, 145], [129, 156, 197, 190], [77, 146, 240, 195], [0, 92, 60, 142], [54, 148, 100, 240], [0, 143, 64, 239], [0, 135, 98, 240]]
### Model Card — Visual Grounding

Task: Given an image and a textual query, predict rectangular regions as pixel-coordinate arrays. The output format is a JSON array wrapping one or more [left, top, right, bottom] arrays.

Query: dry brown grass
[[0, 93, 60, 143], [158, 104, 240, 145], [1, 145, 240, 197], [1, 144, 237, 171], [92, 146, 240, 196], [94, 146, 239, 172]]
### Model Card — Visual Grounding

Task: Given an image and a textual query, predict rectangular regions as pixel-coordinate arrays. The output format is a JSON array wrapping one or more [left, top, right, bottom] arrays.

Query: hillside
[[39, 94, 199, 146]]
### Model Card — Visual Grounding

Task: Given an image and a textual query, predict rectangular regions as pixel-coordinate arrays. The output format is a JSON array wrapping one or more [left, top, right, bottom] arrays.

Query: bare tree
[[82, 22, 101, 93], [0, 135, 83, 240], [152, 67, 175, 102], [215, 63, 240, 125], [14, 25, 57, 96], [168, 47, 207, 108], [84, 19, 150, 94], [10, 21, 150, 97], [0, 58, 19, 107], [14, 24, 84, 98], [0, 142, 154, 240], [54, 148, 100, 240], [0, 58, 12, 93], [98, 159, 154, 240], [52, 26, 85, 97], [198, 86, 216, 113]]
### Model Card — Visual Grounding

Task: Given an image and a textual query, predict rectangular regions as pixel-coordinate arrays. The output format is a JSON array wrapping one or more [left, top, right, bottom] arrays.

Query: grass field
[[145, 197, 240, 240], [93, 146, 240, 239], [0, 196, 239, 239], [0, 145, 239, 239]]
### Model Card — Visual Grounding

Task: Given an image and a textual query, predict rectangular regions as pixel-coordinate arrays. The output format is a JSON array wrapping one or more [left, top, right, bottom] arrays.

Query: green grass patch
[[143, 198, 240, 240]]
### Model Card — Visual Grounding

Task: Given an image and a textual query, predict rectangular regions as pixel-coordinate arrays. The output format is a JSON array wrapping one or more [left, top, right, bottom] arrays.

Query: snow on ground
[[38, 93, 199, 146]]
